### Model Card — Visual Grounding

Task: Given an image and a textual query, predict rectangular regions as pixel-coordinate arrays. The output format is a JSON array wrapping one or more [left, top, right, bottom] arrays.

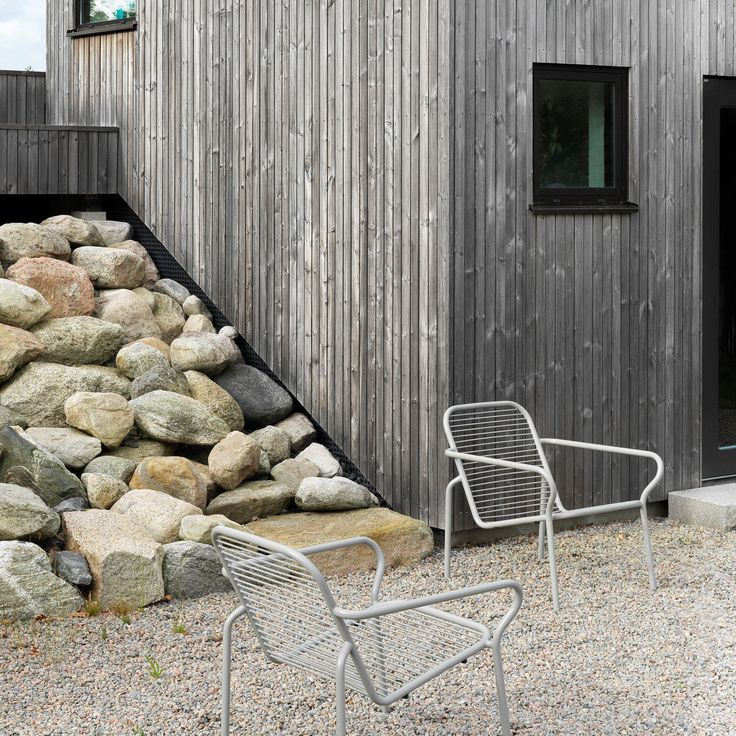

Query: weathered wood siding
[[0, 125, 118, 195], [0, 71, 46, 125], [450, 0, 723, 519], [47, 1, 452, 527]]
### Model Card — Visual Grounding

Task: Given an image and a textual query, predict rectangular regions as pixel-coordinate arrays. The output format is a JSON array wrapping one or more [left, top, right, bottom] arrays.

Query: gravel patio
[[1, 517, 734, 736]]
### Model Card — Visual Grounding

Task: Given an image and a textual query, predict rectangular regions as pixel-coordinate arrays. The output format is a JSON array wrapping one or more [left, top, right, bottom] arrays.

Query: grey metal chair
[[443, 401, 664, 612], [212, 526, 523, 736]]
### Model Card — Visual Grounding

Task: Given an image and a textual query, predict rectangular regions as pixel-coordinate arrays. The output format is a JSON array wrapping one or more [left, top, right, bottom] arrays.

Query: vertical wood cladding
[[47, 1, 452, 527]]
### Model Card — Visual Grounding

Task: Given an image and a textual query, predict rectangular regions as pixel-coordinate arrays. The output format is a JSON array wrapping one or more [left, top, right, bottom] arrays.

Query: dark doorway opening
[[703, 78, 736, 478], [718, 109, 736, 449]]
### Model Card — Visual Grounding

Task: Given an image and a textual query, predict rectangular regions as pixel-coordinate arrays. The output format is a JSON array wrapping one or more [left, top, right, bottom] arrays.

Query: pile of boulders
[[0, 214, 437, 623]]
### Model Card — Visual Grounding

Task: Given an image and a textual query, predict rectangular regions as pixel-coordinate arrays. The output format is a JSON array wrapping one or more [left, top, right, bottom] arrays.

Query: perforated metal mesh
[[445, 402, 551, 523]]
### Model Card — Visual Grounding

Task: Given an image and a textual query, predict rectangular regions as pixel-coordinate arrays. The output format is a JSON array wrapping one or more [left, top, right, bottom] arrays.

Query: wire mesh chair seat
[[443, 401, 664, 612], [212, 526, 523, 736]]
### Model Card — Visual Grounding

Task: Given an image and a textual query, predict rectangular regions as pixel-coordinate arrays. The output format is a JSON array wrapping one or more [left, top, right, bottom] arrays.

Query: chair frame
[[213, 527, 523, 736], [443, 401, 664, 612]]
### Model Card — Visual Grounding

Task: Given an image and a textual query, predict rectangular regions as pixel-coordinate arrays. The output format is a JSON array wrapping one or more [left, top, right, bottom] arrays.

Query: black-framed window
[[69, 0, 137, 37], [532, 64, 632, 211]]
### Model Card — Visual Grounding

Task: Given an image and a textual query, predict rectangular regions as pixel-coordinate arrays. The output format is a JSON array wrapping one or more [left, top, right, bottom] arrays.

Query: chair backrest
[[212, 527, 373, 692], [443, 401, 554, 525]]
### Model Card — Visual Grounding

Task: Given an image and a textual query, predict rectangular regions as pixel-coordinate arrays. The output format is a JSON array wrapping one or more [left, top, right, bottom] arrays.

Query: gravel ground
[[1, 517, 734, 736]]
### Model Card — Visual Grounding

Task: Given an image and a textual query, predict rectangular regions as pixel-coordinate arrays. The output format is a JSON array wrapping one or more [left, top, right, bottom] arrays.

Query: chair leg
[[537, 521, 546, 561], [221, 607, 246, 736], [336, 643, 352, 736], [640, 504, 658, 591], [546, 516, 560, 613], [491, 637, 512, 736], [444, 482, 454, 579]]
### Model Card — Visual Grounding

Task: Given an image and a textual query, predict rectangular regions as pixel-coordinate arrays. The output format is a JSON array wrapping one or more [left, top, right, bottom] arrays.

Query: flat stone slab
[[244, 507, 434, 576], [669, 485, 736, 531]]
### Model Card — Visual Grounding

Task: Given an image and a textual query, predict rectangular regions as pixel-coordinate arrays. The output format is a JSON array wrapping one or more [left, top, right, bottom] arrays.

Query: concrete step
[[669, 484, 736, 531]]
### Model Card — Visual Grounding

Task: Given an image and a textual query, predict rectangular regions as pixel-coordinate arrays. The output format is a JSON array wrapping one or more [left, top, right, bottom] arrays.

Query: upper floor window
[[69, 1, 137, 37], [80, 1, 136, 24], [532, 64, 633, 211]]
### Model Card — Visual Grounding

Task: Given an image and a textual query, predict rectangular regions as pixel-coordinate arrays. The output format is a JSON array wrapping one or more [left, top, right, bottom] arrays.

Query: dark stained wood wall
[[0, 71, 46, 125], [450, 0, 723, 519], [46, 1, 453, 527], [0, 125, 118, 195]]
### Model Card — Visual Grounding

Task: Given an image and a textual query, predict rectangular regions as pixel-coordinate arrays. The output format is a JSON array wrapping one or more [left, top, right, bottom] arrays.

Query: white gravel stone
[[0, 519, 735, 736]]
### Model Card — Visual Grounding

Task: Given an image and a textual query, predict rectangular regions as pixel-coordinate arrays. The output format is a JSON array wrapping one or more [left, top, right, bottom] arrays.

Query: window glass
[[538, 79, 615, 189], [81, 0, 136, 24]]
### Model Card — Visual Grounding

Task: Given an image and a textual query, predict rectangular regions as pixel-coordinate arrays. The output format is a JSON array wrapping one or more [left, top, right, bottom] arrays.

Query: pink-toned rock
[[6, 256, 95, 318]]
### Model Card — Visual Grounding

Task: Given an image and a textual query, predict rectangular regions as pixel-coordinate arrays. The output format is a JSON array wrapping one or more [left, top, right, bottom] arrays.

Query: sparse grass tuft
[[143, 653, 164, 679], [83, 599, 102, 617], [171, 619, 187, 635]]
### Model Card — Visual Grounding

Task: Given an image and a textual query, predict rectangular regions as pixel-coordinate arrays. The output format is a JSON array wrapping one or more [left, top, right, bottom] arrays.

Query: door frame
[[702, 76, 736, 479]]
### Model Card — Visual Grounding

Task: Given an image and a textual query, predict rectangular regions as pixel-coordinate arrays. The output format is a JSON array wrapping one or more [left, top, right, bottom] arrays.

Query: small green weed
[[132, 727, 145, 736], [171, 619, 187, 635], [100, 625, 108, 641], [143, 653, 164, 679]]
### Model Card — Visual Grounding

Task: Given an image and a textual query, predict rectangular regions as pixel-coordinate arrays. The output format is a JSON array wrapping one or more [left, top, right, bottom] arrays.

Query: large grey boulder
[[0, 324, 45, 383], [178, 514, 245, 544], [0, 279, 52, 329], [129, 456, 208, 510], [129, 390, 231, 446], [249, 426, 292, 466], [71, 246, 146, 289], [151, 278, 190, 305], [275, 413, 318, 453], [0, 426, 86, 507], [116, 342, 171, 380], [295, 443, 342, 478], [83, 455, 137, 484], [162, 541, 232, 599], [107, 438, 177, 464], [50, 550, 92, 587], [0, 406, 27, 430], [270, 458, 320, 492], [23, 427, 102, 469], [64, 392, 135, 449], [81, 473, 129, 510], [295, 477, 377, 512], [0, 483, 60, 540], [150, 292, 186, 343], [0, 223, 71, 261], [213, 364, 294, 428], [169, 333, 238, 376], [111, 489, 202, 544], [207, 431, 261, 491], [182, 314, 216, 334], [0, 362, 130, 427], [31, 317, 124, 365], [184, 370, 244, 431], [130, 364, 190, 399], [40, 215, 104, 246], [94, 289, 162, 343], [92, 220, 133, 246], [109, 240, 158, 286], [206, 480, 294, 524], [0, 541, 83, 621], [63, 509, 164, 609], [182, 295, 212, 319]]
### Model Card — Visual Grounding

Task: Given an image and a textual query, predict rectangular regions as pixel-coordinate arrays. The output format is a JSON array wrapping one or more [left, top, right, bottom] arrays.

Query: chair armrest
[[446, 449, 558, 513], [539, 438, 664, 502], [333, 579, 523, 632], [299, 536, 385, 604]]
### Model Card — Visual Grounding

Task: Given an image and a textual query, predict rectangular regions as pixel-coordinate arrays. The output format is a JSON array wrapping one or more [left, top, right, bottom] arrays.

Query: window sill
[[67, 19, 137, 39], [529, 202, 639, 215]]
